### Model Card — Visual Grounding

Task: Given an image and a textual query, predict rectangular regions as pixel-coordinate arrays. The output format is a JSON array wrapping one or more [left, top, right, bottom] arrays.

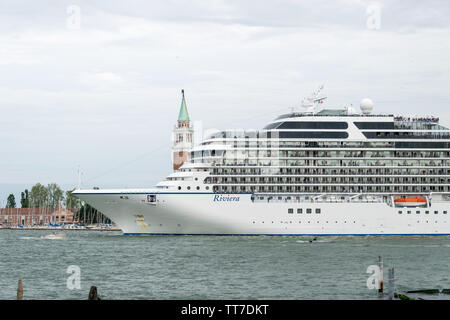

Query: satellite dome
[[360, 98, 374, 115]]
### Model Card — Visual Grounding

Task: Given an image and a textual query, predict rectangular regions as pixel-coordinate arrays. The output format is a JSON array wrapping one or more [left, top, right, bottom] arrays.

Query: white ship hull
[[73, 191, 450, 236]]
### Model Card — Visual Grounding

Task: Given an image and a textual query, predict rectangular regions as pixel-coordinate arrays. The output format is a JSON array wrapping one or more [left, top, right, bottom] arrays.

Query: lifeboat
[[394, 197, 427, 207]]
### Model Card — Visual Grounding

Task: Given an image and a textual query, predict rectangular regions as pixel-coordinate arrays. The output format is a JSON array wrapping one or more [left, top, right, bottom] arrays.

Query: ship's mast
[[301, 85, 327, 115]]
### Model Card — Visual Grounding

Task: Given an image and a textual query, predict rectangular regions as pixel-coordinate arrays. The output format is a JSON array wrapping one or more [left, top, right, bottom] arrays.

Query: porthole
[[178, 186, 181, 190], [444, 211, 447, 214], [206, 186, 209, 190], [434, 211, 438, 214], [398, 211, 402, 214], [297, 209, 302, 214], [416, 211, 420, 214], [315, 208, 321, 214], [196, 186, 200, 190], [288, 208, 294, 214], [187, 186, 191, 190]]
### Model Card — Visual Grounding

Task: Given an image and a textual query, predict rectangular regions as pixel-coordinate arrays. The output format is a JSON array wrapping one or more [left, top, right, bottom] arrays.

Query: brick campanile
[[172, 89, 194, 171]]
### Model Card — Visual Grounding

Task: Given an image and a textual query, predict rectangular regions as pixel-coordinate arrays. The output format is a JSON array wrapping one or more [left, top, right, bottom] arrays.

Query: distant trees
[[29, 183, 48, 208], [20, 189, 30, 208], [46, 183, 64, 209], [64, 189, 81, 210], [5, 184, 110, 225], [29, 183, 64, 209], [6, 194, 16, 208]]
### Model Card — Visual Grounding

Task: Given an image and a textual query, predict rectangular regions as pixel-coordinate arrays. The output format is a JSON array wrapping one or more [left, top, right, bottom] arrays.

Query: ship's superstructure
[[74, 89, 450, 235]]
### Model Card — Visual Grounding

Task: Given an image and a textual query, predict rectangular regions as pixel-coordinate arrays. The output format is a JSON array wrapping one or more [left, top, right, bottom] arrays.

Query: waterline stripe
[[123, 233, 450, 236], [73, 192, 253, 195]]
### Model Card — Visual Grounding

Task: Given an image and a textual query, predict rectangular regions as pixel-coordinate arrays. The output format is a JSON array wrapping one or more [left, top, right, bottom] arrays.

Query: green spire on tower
[[178, 89, 190, 121]]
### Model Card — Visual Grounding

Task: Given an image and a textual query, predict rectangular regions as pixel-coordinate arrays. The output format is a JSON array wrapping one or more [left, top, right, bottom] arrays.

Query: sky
[[1, 0, 450, 205]]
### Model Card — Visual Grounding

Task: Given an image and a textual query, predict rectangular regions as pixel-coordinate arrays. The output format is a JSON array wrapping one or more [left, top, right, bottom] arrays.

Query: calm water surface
[[0, 229, 449, 300]]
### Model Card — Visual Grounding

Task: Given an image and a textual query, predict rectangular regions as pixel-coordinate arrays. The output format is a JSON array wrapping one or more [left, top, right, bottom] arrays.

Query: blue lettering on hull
[[213, 195, 240, 202]]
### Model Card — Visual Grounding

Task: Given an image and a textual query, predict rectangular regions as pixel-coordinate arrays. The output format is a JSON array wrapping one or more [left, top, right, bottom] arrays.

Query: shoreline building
[[172, 89, 194, 171], [0, 203, 75, 227]]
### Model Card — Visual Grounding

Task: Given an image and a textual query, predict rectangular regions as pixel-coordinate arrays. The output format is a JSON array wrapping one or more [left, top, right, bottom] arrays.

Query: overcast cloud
[[1, 0, 450, 204]]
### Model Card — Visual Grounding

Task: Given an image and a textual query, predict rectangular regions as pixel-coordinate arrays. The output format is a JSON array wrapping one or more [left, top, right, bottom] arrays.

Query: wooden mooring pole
[[88, 286, 101, 300], [388, 267, 395, 300], [378, 256, 384, 294], [17, 280, 23, 300]]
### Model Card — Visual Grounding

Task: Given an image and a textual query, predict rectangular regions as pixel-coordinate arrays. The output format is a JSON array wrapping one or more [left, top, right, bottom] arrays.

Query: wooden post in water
[[388, 267, 395, 300], [378, 256, 384, 293], [88, 286, 101, 300], [17, 280, 23, 300]]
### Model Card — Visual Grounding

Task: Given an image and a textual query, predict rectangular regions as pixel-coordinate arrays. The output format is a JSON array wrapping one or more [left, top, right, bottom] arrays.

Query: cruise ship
[[74, 88, 450, 235]]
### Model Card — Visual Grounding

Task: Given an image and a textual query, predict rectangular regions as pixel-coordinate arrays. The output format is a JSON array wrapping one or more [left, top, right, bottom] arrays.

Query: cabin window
[[147, 195, 156, 203], [297, 208, 302, 214], [315, 209, 321, 214], [444, 211, 447, 214], [407, 211, 411, 214], [306, 209, 312, 214], [398, 211, 402, 214], [288, 208, 293, 214], [416, 211, 420, 214], [434, 211, 438, 214], [425, 211, 429, 214]]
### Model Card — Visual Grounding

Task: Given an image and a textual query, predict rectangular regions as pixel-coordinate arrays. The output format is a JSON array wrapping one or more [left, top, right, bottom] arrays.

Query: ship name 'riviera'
[[73, 88, 450, 236], [213, 195, 240, 202]]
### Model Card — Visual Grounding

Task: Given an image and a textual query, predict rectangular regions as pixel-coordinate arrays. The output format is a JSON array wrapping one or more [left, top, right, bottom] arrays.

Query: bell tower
[[172, 89, 194, 171]]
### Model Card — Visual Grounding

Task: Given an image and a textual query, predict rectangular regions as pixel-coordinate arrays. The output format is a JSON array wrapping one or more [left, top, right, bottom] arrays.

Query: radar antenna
[[301, 85, 327, 114]]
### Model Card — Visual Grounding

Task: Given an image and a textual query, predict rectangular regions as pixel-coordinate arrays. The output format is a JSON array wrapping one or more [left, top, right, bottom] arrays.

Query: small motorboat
[[394, 197, 427, 207], [40, 232, 67, 239]]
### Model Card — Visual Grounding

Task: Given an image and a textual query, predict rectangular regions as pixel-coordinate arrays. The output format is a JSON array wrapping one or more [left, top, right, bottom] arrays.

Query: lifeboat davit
[[394, 197, 427, 207]]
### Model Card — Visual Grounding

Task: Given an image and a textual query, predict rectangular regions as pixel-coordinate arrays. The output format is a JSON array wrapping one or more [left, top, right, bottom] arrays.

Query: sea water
[[0, 230, 449, 300]]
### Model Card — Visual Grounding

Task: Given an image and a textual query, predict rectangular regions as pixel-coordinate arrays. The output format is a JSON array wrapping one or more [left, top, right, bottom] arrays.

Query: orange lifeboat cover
[[394, 197, 426, 203]]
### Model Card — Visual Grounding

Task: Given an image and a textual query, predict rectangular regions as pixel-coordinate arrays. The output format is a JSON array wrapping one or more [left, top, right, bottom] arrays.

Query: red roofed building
[[0, 203, 76, 227]]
